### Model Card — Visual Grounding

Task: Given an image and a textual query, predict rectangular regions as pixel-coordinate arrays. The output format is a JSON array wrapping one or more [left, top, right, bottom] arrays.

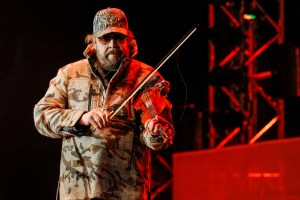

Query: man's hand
[[78, 108, 110, 130], [144, 115, 174, 137]]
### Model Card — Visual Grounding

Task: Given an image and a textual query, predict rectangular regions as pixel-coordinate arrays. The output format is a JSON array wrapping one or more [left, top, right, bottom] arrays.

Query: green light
[[243, 14, 256, 20]]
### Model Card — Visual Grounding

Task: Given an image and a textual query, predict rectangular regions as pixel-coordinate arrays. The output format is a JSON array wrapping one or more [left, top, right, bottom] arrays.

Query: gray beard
[[100, 60, 120, 71], [97, 51, 124, 72]]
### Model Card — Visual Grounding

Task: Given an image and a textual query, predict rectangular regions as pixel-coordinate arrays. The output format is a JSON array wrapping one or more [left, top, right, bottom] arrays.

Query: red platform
[[173, 137, 300, 200]]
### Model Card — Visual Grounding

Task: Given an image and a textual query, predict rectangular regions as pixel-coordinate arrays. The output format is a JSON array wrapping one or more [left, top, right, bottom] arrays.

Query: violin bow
[[110, 24, 199, 119]]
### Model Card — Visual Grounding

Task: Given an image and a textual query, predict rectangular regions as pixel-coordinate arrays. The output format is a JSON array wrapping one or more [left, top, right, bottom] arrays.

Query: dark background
[[0, 0, 299, 199]]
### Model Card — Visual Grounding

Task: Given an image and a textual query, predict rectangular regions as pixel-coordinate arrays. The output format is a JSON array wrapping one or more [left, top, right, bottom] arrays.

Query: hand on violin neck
[[78, 108, 110, 130], [144, 115, 173, 137]]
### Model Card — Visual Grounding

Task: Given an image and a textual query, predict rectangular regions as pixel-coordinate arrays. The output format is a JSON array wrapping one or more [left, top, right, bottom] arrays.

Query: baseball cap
[[93, 7, 133, 38]]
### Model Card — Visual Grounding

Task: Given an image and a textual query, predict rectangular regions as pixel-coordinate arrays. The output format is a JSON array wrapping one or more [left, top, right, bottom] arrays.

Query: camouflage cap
[[93, 7, 132, 38]]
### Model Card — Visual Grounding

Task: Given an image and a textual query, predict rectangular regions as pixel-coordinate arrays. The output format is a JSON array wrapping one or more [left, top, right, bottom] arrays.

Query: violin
[[133, 76, 174, 142]]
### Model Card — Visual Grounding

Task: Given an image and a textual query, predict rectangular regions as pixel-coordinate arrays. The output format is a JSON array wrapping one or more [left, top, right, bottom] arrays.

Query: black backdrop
[[1, 0, 299, 199]]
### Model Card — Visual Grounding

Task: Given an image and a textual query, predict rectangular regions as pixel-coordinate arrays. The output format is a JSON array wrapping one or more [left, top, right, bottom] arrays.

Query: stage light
[[243, 13, 256, 20]]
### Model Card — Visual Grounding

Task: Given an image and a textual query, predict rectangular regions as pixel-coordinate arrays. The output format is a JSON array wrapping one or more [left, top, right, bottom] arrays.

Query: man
[[33, 7, 175, 200]]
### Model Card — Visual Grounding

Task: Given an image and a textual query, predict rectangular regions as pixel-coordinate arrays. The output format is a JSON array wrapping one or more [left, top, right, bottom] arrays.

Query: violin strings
[[143, 91, 167, 139], [143, 92, 156, 117]]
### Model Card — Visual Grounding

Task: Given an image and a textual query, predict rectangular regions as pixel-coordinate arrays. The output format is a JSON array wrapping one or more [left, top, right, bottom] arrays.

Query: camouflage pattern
[[33, 58, 174, 200], [93, 8, 133, 38]]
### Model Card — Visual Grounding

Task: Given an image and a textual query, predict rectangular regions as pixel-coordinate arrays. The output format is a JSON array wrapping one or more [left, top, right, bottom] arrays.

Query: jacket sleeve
[[33, 67, 88, 138]]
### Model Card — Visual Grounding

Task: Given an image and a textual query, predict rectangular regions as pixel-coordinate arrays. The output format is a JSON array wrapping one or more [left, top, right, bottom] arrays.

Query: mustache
[[107, 49, 122, 55]]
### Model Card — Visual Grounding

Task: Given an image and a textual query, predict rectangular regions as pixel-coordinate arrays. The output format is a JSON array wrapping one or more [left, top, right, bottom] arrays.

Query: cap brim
[[94, 27, 131, 38]]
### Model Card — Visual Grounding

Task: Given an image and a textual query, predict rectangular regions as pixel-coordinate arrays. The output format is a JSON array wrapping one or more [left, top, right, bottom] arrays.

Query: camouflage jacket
[[33, 58, 174, 200]]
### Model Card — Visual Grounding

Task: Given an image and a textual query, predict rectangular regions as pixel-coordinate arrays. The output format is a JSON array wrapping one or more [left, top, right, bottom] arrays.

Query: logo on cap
[[93, 8, 130, 38]]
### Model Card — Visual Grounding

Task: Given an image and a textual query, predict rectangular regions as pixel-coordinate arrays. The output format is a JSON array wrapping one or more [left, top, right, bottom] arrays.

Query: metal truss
[[151, 151, 172, 200], [208, 0, 285, 148]]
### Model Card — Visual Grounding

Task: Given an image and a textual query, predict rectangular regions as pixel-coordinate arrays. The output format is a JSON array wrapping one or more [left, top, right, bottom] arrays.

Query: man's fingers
[[155, 115, 169, 125], [153, 123, 162, 134], [85, 108, 111, 130], [103, 110, 111, 121], [87, 115, 97, 130], [144, 118, 161, 135], [144, 116, 173, 137]]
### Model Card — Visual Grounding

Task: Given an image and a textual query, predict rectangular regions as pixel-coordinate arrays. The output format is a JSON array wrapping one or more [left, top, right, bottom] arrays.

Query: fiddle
[[133, 76, 174, 143]]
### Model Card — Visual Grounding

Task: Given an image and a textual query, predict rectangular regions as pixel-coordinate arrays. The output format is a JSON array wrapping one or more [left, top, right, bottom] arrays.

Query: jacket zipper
[[88, 84, 93, 111]]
